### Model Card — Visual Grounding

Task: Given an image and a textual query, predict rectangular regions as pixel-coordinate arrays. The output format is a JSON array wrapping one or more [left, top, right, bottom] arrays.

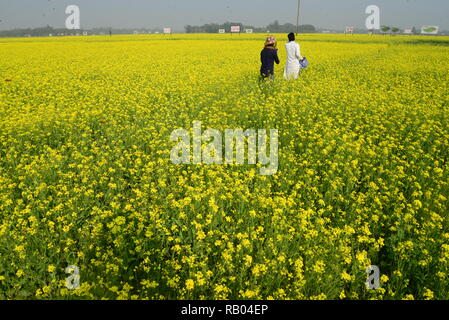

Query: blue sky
[[0, 0, 448, 31]]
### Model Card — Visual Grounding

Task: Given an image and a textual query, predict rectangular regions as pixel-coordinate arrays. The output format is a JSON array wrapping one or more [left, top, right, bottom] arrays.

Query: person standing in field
[[284, 33, 303, 80], [260, 36, 280, 80]]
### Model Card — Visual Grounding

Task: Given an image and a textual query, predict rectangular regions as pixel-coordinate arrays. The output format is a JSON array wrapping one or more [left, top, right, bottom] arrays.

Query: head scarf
[[264, 36, 277, 48]]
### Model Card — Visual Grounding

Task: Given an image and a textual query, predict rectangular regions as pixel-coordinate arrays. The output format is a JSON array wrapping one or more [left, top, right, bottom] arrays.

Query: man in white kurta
[[284, 33, 302, 80]]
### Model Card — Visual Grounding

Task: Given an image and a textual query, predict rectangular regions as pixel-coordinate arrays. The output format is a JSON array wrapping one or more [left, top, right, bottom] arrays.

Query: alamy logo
[[365, 5, 380, 30], [65, 5, 81, 30], [65, 265, 80, 290], [366, 265, 381, 290], [170, 121, 279, 176]]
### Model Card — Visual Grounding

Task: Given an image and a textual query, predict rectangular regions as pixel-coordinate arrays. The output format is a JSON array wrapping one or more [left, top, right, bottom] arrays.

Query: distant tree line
[[4, 23, 446, 38], [185, 22, 254, 33], [265, 21, 316, 33], [185, 21, 316, 33], [0, 25, 73, 37], [0, 26, 164, 37]]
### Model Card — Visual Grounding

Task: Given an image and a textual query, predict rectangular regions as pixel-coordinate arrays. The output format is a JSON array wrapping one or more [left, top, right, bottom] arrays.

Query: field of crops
[[0, 33, 448, 300]]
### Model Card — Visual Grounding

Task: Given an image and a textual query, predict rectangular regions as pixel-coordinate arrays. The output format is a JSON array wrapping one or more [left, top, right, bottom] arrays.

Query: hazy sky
[[0, 0, 448, 31]]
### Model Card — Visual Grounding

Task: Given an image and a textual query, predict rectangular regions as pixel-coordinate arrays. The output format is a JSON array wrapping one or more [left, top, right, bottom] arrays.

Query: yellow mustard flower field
[[0, 34, 448, 300]]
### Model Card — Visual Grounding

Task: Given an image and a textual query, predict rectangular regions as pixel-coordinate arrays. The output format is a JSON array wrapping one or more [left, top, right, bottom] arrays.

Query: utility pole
[[296, 0, 301, 35]]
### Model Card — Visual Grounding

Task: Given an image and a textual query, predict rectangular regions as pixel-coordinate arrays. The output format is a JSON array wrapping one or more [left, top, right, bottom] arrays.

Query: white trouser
[[284, 63, 300, 80]]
